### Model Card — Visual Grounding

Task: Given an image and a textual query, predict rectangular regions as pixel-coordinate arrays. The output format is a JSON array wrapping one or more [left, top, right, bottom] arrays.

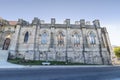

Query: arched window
[[24, 32, 29, 43], [89, 32, 96, 44], [57, 32, 64, 46], [41, 32, 48, 44], [73, 32, 80, 46], [3, 38, 11, 50]]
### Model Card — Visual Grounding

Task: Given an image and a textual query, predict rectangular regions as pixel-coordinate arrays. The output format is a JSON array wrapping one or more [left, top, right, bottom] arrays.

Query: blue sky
[[0, 0, 120, 45]]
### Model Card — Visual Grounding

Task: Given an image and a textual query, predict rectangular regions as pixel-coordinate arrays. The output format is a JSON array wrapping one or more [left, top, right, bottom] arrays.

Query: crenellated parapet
[[93, 19, 100, 27], [32, 17, 40, 25], [0, 17, 102, 28], [80, 19, 85, 27], [51, 18, 55, 27]]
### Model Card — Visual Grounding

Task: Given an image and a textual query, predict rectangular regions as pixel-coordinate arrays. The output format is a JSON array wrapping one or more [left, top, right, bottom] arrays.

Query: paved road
[[0, 66, 120, 80]]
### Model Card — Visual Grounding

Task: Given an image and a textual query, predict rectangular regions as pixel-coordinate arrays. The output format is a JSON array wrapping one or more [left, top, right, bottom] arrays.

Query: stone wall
[[0, 18, 112, 64]]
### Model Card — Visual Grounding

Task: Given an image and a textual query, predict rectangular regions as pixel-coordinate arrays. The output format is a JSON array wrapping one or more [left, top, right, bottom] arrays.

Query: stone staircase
[[0, 50, 9, 62]]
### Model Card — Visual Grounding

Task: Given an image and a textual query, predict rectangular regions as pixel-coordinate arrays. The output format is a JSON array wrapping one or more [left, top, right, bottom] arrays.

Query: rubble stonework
[[0, 17, 112, 64]]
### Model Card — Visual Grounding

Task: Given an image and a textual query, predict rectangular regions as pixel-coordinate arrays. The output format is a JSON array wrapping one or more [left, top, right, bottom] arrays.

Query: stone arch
[[71, 30, 80, 36], [41, 31, 48, 44], [57, 31, 65, 46], [40, 30, 49, 36], [87, 31, 96, 45], [24, 31, 29, 43], [56, 30, 65, 36], [71, 31, 80, 47], [2, 33, 11, 50], [40, 30, 49, 45], [22, 31, 31, 36]]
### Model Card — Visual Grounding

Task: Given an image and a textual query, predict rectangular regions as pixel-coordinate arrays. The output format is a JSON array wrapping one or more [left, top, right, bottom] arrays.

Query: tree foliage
[[114, 47, 120, 58]]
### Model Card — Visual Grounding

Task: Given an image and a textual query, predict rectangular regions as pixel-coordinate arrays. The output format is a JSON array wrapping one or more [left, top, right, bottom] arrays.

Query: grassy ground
[[8, 58, 89, 65]]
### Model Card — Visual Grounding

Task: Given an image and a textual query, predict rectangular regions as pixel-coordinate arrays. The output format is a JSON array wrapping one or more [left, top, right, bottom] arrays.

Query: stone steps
[[0, 50, 9, 62]]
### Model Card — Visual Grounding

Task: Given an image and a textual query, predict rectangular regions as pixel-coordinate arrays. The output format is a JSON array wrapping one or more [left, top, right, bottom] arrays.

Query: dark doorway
[[2, 38, 11, 50]]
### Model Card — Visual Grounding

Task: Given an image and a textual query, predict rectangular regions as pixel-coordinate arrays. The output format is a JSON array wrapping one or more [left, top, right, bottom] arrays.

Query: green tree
[[114, 47, 120, 58]]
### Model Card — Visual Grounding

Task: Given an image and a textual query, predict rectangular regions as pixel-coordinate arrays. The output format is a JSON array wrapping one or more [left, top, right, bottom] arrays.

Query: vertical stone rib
[[81, 28, 86, 64], [80, 19, 86, 64], [16, 25, 21, 54], [94, 25, 104, 64], [34, 24, 38, 60], [92, 20, 104, 64], [32, 18, 40, 60], [102, 28, 112, 64], [50, 32, 54, 48]]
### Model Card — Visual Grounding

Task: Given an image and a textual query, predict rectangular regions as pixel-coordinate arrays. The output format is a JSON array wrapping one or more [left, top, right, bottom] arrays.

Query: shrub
[[114, 47, 120, 58]]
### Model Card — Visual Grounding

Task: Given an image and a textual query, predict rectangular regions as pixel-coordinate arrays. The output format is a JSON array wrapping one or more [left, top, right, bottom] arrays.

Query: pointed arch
[[73, 32, 80, 46], [57, 31, 64, 46], [3, 38, 11, 50], [89, 31, 96, 44], [24, 31, 29, 43], [41, 32, 48, 44]]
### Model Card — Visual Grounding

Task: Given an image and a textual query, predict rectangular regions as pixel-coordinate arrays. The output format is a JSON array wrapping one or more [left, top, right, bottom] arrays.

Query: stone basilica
[[0, 17, 112, 64]]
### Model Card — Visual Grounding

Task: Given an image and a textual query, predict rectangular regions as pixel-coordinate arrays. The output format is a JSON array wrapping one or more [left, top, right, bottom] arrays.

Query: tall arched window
[[41, 32, 48, 44], [24, 32, 29, 43], [3, 38, 11, 50], [73, 32, 80, 46], [89, 31, 96, 44], [57, 32, 64, 46]]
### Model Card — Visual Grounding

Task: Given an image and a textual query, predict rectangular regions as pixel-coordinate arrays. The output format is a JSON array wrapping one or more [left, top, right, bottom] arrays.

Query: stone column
[[9, 24, 21, 57], [103, 27, 112, 64], [66, 19, 70, 47], [32, 17, 40, 60], [93, 20, 104, 64], [65, 19, 70, 63], [80, 19, 86, 63], [50, 18, 56, 48]]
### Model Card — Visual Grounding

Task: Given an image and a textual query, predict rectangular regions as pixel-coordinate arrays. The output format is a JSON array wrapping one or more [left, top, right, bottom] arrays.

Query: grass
[[8, 58, 89, 65]]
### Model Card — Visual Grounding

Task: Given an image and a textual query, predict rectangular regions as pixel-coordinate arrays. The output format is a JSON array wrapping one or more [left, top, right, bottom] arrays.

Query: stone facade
[[0, 17, 112, 64]]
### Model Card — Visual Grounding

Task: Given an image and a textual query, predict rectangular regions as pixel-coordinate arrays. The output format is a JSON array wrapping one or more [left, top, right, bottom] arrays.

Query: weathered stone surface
[[0, 18, 112, 64], [0, 50, 8, 62], [24, 51, 34, 60]]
